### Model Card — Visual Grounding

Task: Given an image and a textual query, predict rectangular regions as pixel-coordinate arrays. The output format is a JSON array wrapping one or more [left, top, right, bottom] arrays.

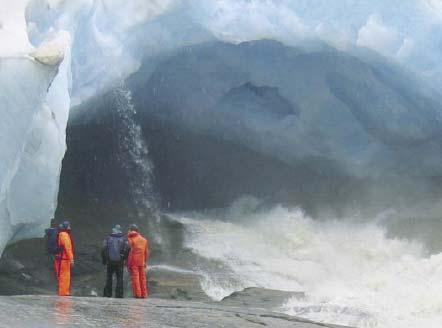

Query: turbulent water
[[169, 199, 442, 328]]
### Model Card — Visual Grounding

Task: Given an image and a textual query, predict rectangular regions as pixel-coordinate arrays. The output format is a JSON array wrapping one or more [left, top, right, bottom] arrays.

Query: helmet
[[59, 220, 71, 230], [128, 223, 139, 232], [112, 224, 122, 234]]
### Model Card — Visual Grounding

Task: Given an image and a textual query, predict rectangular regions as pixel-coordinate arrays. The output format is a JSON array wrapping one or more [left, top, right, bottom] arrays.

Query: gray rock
[[0, 295, 351, 328], [222, 287, 304, 311], [0, 258, 24, 274], [149, 267, 212, 302]]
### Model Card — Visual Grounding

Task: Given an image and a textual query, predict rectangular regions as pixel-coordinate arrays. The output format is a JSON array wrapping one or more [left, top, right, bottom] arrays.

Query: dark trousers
[[103, 262, 124, 298]]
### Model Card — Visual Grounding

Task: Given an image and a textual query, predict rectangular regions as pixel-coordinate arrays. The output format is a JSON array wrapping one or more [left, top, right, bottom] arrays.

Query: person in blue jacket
[[101, 224, 129, 298]]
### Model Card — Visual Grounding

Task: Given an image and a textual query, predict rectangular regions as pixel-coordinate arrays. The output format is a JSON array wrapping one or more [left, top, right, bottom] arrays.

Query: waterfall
[[113, 82, 158, 218]]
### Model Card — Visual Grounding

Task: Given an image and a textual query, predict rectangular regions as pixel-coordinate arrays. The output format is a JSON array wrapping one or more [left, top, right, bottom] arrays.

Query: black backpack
[[45, 227, 62, 255], [105, 236, 127, 263]]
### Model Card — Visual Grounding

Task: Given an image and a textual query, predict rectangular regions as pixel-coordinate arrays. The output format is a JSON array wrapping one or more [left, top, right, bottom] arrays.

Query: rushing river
[[172, 201, 442, 328]]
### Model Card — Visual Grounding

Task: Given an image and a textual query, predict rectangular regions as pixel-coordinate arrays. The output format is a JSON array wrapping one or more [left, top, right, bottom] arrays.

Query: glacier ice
[[23, 0, 442, 105], [0, 0, 71, 255], [187, 0, 442, 82], [0, 55, 69, 254], [1, 0, 442, 257]]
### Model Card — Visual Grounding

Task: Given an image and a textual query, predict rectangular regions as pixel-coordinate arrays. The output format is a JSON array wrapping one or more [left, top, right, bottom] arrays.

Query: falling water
[[113, 82, 158, 217]]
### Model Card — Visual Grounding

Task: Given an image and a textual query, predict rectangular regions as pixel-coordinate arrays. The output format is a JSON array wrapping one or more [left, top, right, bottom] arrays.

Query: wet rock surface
[[0, 295, 349, 328], [221, 287, 304, 310], [148, 267, 212, 302]]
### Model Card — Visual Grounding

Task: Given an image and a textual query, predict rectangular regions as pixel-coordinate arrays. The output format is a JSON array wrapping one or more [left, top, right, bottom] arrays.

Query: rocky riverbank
[[0, 238, 354, 328]]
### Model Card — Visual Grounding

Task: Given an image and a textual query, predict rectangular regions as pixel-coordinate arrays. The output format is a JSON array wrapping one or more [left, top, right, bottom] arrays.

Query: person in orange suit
[[127, 224, 149, 298], [54, 221, 74, 296]]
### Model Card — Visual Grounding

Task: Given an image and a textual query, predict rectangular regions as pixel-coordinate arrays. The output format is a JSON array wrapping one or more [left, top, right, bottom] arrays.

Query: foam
[[173, 204, 442, 327]]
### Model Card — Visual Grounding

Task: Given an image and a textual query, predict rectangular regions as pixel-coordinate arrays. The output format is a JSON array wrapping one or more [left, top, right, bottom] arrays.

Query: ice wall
[[0, 0, 183, 256], [0, 1, 71, 254], [1, 0, 442, 257]]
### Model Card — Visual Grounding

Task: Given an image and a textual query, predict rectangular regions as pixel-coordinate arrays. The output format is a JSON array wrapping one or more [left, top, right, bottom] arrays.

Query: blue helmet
[[59, 220, 71, 230]]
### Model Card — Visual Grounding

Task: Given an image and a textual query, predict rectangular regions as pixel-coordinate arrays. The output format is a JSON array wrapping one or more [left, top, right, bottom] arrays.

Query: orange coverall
[[54, 231, 74, 296], [127, 231, 149, 298]]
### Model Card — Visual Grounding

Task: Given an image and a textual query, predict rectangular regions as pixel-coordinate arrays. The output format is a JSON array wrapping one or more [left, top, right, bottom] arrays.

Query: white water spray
[[172, 202, 442, 328]]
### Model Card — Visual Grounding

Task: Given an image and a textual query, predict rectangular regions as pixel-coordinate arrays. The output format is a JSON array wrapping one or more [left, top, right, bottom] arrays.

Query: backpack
[[45, 227, 62, 255], [106, 236, 127, 263]]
